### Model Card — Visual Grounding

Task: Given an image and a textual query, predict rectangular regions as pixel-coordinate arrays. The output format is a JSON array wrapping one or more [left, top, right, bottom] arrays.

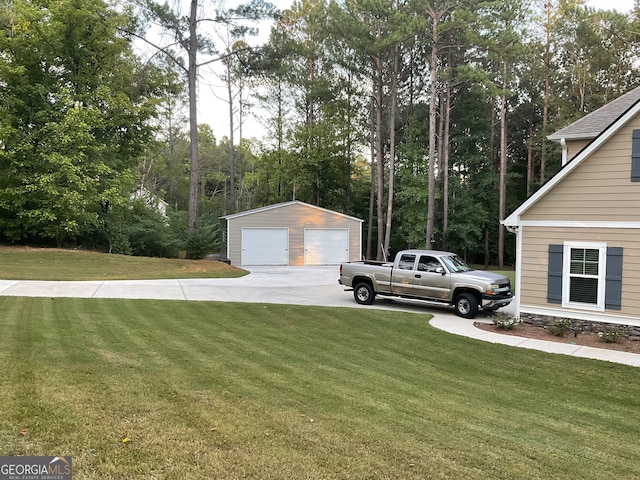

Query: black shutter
[[632, 130, 640, 181], [547, 244, 563, 304], [605, 247, 623, 310]]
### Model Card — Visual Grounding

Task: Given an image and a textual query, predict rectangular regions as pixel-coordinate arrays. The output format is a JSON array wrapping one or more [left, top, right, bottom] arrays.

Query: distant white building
[[131, 187, 168, 217]]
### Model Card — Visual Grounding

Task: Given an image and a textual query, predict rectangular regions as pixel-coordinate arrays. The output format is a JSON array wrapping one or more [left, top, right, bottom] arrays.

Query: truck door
[[390, 253, 418, 295], [407, 255, 452, 300]]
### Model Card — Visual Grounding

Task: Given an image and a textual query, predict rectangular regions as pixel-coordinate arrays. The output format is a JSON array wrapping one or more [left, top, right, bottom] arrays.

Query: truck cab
[[392, 252, 451, 300]]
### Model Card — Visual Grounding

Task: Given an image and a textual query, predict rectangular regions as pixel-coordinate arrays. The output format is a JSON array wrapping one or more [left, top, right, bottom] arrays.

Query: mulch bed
[[474, 321, 640, 354]]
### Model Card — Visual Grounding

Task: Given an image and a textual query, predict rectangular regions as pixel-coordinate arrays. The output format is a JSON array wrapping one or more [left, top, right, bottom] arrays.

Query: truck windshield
[[441, 255, 473, 273]]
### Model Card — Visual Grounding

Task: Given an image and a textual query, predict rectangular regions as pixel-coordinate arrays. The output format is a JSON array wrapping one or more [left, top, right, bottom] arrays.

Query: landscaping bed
[[475, 320, 640, 354]]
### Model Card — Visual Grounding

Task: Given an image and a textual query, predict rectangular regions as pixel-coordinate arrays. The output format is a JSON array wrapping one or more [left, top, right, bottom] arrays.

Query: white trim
[[359, 222, 363, 261], [560, 138, 568, 166], [518, 220, 640, 229], [513, 225, 523, 319], [562, 242, 607, 312], [222, 200, 363, 223], [520, 305, 640, 328], [504, 100, 640, 227]]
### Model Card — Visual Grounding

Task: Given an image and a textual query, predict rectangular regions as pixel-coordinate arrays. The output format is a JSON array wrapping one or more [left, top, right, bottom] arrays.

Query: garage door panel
[[304, 229, 349, 265], [242, 228, 289, 265]]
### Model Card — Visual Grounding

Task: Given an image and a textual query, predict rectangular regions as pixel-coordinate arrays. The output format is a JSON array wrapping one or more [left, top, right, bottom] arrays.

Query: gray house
[[221, 201, 363, 266]]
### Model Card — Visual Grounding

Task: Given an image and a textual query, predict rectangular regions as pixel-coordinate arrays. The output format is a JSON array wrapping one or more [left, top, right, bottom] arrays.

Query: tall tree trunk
[[384, 47, 399, 257], [527, 123, 534, 196], [375, 57, 385, 261], [227, 59, 236, 214], [277, 79, 284, 200], [490, 98, 496, 167], [187, 0, 199, 231], [442, 78, 451, 250], [484, 225, 490, 269], [426, 10, 439, 249], [541, 0, 551, 185], [238, 87, 243, 142], [437, 82, 445, 175], [345, 72, 353, 214], [367, 95, 375, 260], [498, 61, 508, 269]]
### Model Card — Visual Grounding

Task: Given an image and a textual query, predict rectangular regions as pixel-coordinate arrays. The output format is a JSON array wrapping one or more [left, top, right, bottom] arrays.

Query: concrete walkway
[[430, 316, 640, 367], [1, 266, 638, 367]]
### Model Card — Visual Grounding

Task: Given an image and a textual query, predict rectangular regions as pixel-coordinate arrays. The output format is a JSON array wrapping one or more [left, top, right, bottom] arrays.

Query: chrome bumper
[[481, 293, 513, 310]]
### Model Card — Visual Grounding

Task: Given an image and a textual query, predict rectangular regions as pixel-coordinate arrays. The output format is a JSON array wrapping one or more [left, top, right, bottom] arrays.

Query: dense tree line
[[1, 0, 639, 263]]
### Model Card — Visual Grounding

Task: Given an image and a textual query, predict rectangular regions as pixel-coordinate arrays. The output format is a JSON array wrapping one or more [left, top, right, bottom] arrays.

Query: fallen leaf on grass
[[20, 429, 27, 436], [122, 437, 131, 443]]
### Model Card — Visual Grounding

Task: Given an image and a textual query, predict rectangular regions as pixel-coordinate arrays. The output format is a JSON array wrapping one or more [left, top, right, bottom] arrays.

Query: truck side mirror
[[436, 267, 445, 275]]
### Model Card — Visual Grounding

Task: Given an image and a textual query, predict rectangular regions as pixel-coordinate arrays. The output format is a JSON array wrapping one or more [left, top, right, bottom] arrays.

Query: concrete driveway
[[0, 266, 452, 313], [0, 265, 489, 317]]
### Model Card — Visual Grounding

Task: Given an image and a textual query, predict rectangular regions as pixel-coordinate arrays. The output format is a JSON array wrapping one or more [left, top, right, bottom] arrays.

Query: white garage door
[[304, 229, 349, 265], [242, 228, 289, 265]]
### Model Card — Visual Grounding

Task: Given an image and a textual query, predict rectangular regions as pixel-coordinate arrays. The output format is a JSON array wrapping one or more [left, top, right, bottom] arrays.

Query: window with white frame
[[562, 242, 606, 311]]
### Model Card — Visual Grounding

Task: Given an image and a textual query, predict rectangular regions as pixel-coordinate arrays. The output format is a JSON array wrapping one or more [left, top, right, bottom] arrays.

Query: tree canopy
[[1, 0, 639, 264]]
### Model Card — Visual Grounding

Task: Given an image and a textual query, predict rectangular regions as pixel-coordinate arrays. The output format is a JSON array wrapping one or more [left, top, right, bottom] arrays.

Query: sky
[[196, 0, 291, 142], [587, 0, 635, 11], [197, 0, 637, 142]]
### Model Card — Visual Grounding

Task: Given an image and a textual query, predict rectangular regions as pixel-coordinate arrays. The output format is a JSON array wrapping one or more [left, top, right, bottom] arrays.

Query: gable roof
[[504, 88, 640, 227], [548, 86, 640, 142], [221, 200, 363, 223]]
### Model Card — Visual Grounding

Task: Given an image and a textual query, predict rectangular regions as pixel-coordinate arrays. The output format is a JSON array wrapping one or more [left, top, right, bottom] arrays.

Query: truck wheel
[[353, 282, 375, 305], [454, 293, 478, 319]]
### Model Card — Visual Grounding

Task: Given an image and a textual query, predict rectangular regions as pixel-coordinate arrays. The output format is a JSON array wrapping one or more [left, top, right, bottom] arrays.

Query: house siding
[[520, 226, 640, 321], [566, 139, 590, 162], [226, 203, 362, 266], [526, 119, 640, 222]]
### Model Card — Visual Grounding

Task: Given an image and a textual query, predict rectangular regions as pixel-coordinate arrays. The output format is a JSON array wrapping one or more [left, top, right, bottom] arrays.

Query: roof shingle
[[548, 86, 640, 141]]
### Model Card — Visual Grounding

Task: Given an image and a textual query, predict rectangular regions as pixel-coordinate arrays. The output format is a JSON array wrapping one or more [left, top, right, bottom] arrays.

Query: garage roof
[[221, 201, 363, 223]]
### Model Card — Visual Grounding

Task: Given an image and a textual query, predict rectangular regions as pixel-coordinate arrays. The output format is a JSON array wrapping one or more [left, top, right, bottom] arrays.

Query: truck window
[[398, 254, 416, 270], [418, 255, 441, 273], [441, 255, 473, 273]]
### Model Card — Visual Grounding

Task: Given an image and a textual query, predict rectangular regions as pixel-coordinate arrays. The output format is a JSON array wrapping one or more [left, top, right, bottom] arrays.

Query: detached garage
[[221, 201, 363, 266]]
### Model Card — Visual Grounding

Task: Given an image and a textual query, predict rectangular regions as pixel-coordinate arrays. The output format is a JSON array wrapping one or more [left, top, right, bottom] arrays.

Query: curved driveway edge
[[429, 316, 640, 368]]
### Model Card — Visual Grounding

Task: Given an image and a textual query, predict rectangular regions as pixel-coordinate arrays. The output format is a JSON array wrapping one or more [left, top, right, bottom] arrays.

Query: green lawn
[[0, 247, 247, 280], [1, 297, 639, 479]]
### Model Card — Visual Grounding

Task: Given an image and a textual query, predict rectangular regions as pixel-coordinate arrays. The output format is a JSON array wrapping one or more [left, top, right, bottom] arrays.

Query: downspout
[[560, 137, 568, 166], [504, 224, 521, 319]]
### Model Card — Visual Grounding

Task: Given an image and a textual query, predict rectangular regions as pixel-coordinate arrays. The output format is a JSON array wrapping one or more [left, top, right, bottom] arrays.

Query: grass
[[0, 246, 247, 280], [1, 297, 639, 479]]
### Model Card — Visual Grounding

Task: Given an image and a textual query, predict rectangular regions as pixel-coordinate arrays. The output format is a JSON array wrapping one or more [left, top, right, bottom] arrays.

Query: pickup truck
[[339, 249, 513, 318]]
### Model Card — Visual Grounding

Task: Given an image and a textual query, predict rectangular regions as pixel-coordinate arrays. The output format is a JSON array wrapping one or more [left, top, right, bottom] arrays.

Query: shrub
[[126, 201, 181, 258], [598, 327, 622, 344], [491, 312, 520, 330], [186, 224, 218, 259], [549, 318, 572, 337], [185, 213, 220, 259]]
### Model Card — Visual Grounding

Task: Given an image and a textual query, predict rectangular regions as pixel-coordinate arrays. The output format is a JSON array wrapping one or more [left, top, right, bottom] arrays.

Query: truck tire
[[353, 282, 375, 305], [454, 293, 478, 319]]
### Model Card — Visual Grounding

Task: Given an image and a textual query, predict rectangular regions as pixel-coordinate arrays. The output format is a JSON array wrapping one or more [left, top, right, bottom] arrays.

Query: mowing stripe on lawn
[[1, 297, 639, 479]]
